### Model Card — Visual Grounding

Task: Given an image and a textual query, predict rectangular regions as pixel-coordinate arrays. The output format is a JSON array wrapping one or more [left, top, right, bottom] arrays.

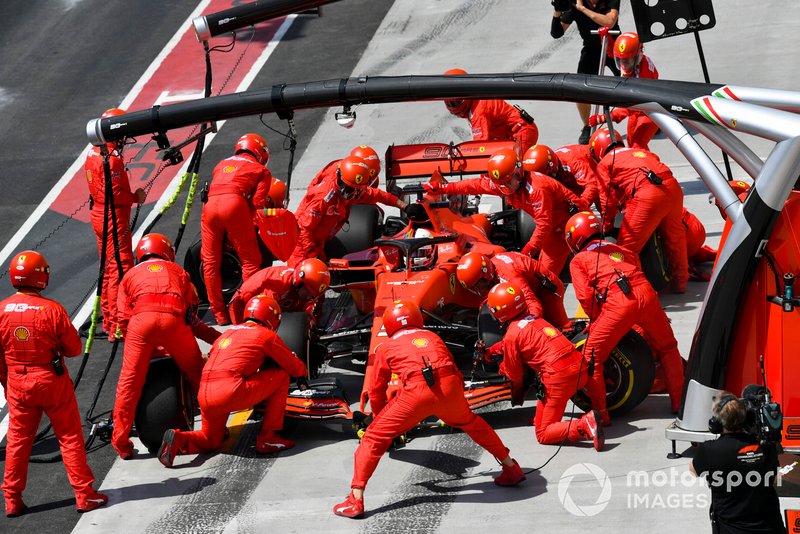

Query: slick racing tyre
[[571, 329, 655, 416], [516, 209, 535, 250], [184, 236, 273, 304], [135, 358, 195, 454], [639, 231, 670, 292], [277, 311, 324, 379], [324, 204, 381, 259]]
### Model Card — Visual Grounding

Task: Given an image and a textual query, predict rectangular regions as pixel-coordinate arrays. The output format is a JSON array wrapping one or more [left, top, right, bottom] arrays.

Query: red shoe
[[255, 431, 295, 454], [333, 492, 365, 518], [158, 429, 181, 468], [76, 491, 109, 513], [114, 440, 134, 460], [688, 263, 711, 282], [598, 409, 612, 427], [582, 411, 605, 452], [650, 377, 666, 394], [494, 459, 526, 486], [5, 496, 27, 518]]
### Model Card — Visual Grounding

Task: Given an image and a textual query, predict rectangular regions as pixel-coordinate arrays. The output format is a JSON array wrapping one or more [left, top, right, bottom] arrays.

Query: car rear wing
[[385, 139, 515, 196]]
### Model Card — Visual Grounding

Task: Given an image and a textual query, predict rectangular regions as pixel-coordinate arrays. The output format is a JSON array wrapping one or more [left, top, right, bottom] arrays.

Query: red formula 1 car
[[277, 140, 655, 429]]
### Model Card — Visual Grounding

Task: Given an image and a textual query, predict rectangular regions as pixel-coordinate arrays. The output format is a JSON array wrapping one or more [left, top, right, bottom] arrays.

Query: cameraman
[[690, 392, 786, 533], [550, 0, 620, 144]]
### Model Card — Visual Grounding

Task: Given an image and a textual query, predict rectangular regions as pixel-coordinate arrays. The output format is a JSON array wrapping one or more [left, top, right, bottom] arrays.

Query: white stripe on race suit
[[0, 7, 297, 445]]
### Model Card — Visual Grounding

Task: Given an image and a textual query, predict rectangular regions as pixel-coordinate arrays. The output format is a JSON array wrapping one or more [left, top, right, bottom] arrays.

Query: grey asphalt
[[0, 1, 798, 533]]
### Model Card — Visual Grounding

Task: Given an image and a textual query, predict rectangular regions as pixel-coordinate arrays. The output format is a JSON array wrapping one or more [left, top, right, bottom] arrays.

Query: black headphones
[[708, 395, 738, 434]]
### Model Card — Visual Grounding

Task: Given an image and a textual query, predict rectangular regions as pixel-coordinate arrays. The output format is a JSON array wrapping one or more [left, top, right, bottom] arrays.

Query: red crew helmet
[[613, 32, 644, 77], [564, 211, 603, 253], [101, 108, 126, 150], [292, 258, 331, 297], [337, 155, 371, 200], [589, 127, 624, 162], [522, 144, 559, 177], [486, 148, 522, 193], [235, 133, 269, 165], [267, 179, 287, 208], [10, 251, 50, 290], [382, 300, 424, 336], [136, 233, 176, 263], [456, 252, 495, 289], [487, 282, 526, 323], [443, 68, 471, 117], [350, 146, 381, 183], [244, 294, 282, 330]]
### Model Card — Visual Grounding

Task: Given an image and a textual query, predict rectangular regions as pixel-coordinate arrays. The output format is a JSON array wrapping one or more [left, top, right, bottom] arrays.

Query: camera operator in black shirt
[[550, 0, 620, 144], [690, 390, 786, 534]]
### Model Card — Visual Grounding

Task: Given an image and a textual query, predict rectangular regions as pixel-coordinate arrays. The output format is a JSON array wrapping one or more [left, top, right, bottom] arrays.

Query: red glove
[[589, 114, 606, 127], [520, 243, 537, 258], [423, 181, 443, 193]]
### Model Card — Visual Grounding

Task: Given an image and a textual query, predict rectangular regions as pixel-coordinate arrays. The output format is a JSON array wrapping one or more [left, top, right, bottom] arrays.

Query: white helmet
[[411, 228, 437, 269]]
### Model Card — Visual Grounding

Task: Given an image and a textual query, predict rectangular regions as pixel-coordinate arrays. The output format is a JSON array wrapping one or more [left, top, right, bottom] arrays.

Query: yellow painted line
[[575, 304, 588, 319], [221, 409, 254, 452]]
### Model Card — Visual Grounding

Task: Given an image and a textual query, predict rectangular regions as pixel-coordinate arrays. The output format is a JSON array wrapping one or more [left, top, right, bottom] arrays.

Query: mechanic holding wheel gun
[[158, 295, 307, 467], [457, 251, 571, 331], [333, 301, 525, 519], [589, 127, 689, 293], [84, 108, 147, 341], [485, 282, 604, 450], [287, 154, 421, 267], [227, 258, 330, 325], [201, 133, 274, 326], [425, 147, 588, 277], [442, 68, 539, 153], [0, 251, 108, 516], [565, 212, 684, 425], [113, 233, 220, 460]]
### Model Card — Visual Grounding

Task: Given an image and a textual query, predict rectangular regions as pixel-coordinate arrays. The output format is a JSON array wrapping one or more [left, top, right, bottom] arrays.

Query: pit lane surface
[[1, 1, 799, 533]]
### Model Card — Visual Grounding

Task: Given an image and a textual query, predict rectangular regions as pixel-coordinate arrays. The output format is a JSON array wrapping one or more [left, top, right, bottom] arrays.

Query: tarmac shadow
[[100, 476, 217, 505]]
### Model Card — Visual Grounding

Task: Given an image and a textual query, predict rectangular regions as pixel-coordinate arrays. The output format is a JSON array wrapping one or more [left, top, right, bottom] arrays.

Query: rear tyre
[[571, 329, 655, 416], [135, 358, 195, 454], [639, 232, 670, 291], [324, 204, 381, 259]]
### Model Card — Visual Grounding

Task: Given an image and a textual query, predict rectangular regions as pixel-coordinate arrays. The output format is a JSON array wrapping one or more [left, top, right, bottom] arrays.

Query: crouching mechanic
[[485, 282, 604, 450], [334, 301, 525, 518], [287, 155, 416, 267], [158, 295, 307, 467], [566, 212, 684, 423], [0, 251, 108, 516], [457, 251, 570, 331], [113, 233, 221, 459], [227, 258, 330, 324]]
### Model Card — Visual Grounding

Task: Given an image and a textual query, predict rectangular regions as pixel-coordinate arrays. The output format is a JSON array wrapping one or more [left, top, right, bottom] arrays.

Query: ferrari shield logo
[[449, 273, 457, 294], [13, 326, 30, 341], [412, 338, 429, 348]]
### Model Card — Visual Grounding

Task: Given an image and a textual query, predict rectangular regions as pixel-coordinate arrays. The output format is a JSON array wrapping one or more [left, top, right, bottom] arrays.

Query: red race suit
[[352, 327, 509, 489], [554, 144, 601, 210], [607, 55, 659, 149], [465, 100, 539, 153], [201, 153, 273, 324], [227, 266, 316, 324], [0, 291, 100, 505], [113, 258, 220, 458]]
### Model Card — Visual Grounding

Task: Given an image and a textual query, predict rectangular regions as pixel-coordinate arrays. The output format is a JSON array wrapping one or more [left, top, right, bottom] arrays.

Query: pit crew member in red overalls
[[683, 208, 717, 281], [443, 68, 539, 152], [158, 295, 306, 467], [113, 233, 220, 459], [457, 251, 569, 330], [84, 108, 146, 339], [425, 147, 588, 276], [308, 145, 383, 189], [227, 258, 330, 324], [590, 32, 660, 150], [566, 212, 684, 423], [202, 133, 273, 325], [525, 143, 601, 211], [0, 251, 108, 516], [333, 301, 525, 519], [485, 282, 603, 449], [287, 155, 412, 267], [590, 127, 689, 293]]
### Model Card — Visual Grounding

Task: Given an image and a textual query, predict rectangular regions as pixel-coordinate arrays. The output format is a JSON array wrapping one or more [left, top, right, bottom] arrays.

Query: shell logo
[[609, 252, 624, 262], [633, 151, 646, 158], [147, 264, 164, 272], [219, 338, 232, 349], [224, 165, 237, 173], [14, 326, 30, 341], [543, 326, 558, 338], [412, 338, 429, 348]]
